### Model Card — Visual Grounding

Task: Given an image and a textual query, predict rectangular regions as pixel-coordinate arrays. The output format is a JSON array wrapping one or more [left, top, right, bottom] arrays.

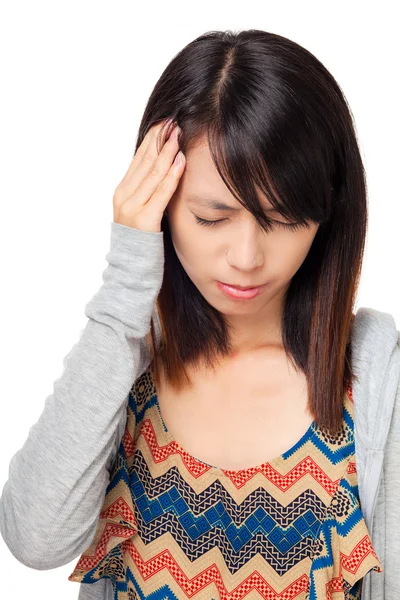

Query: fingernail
[[171, 125, 181, 141], [173, 151, 184, 166]]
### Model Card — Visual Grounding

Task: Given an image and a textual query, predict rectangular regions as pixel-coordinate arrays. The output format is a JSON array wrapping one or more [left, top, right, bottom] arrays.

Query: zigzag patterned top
[[68, 363, 384, 599]]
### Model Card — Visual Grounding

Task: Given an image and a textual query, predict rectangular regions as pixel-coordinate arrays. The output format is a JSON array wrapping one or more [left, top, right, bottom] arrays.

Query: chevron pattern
[[68, 365, 384, 599]]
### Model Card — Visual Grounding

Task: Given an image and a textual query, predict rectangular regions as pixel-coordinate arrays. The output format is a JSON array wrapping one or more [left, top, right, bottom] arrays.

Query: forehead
[[187, 195, 277, 213], [183, 139, 276, 213]]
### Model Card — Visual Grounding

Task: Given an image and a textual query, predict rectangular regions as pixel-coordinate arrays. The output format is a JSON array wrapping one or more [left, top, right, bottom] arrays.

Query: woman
[[1, 29, 399, 600]]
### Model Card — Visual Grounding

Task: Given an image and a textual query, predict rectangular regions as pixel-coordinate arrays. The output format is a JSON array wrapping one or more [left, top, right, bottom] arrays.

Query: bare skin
[[155, 348, 313, 471]]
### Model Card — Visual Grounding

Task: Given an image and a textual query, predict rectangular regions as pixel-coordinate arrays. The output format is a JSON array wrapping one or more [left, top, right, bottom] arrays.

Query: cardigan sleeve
[[0, 222, 164, 570], [380, 338, 400, 599]]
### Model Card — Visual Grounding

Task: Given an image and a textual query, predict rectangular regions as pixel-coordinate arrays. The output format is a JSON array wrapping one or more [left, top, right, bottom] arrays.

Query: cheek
[[269, 231, 317, 279], [287, 232, 317, 274]]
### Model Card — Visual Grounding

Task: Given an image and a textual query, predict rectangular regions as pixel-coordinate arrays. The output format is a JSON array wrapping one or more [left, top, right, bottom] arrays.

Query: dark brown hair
[[134, 29, 365, 437]]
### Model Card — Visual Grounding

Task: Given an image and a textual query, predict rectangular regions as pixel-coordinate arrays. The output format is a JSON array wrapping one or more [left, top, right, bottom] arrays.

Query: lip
[[220, 282, 263, 290], [216, 281, 266, 300]]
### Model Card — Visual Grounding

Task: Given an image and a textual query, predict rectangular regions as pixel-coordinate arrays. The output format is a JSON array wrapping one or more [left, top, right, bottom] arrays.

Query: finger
[[124, 124, 182, 208], [129, 118, 173, 173], [137, 150, 186, 219]]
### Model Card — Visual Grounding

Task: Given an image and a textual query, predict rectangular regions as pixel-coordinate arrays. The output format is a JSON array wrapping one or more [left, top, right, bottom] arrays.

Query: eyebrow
[[187, 196, 277, 212]]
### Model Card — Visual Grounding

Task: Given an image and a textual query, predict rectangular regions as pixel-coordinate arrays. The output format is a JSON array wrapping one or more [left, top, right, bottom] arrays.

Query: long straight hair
[[134, 29, 366, 437]]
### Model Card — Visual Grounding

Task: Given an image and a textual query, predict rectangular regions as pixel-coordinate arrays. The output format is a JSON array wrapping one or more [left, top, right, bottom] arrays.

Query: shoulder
[[351, 306, 400, 451], [352, 306, 399, 351]]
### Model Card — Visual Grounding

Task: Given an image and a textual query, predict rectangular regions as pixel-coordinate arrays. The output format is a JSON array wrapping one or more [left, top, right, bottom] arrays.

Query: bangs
[[202, 113, 333, 232]]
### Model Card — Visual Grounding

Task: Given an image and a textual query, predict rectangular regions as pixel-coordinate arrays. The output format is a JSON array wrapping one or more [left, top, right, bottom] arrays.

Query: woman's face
[[165, 136, 319, 328]]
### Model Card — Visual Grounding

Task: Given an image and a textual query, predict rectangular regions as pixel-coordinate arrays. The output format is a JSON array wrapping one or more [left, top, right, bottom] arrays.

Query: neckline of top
[[144, 367, 352, 479]]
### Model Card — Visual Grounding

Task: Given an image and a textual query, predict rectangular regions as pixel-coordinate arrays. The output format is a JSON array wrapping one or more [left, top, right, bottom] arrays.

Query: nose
[[226, 231, 264, 270]]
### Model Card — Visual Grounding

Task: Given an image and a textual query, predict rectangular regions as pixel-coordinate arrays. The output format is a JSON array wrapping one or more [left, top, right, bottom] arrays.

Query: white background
[[0, 0, 398, 597]]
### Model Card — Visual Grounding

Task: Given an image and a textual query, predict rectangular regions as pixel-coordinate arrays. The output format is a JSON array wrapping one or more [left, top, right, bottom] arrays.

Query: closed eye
[[194, 215, 304, 232], [194, 216, 225, 227]]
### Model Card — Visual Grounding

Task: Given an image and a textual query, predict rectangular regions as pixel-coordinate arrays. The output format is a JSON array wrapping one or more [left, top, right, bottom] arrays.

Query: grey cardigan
[[0, 222, 399, 600]]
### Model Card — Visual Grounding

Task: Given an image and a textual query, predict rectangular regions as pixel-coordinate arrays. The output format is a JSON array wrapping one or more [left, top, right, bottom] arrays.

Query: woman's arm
[[0, 221, 164, 570]]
